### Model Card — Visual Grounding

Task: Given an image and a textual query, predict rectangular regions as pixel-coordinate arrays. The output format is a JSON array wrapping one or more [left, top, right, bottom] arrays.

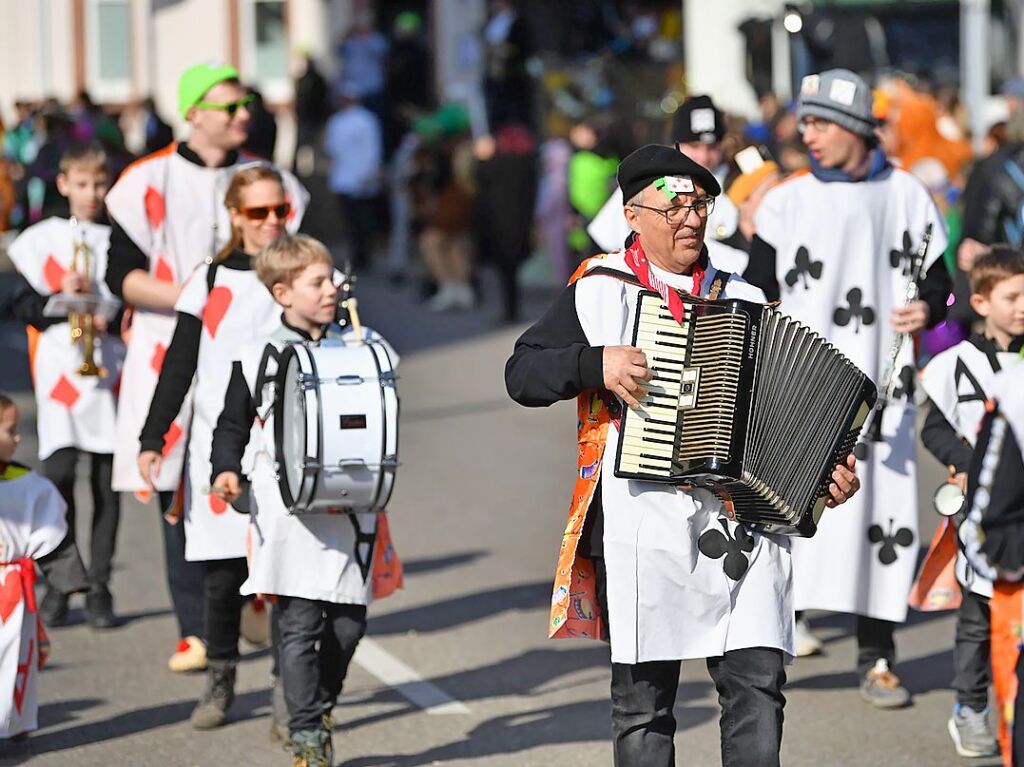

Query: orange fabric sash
[[991, 580, 1024, 765]]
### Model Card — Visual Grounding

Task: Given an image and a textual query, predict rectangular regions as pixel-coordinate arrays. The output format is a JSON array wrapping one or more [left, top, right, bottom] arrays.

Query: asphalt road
[[0, 264, 996, 767]]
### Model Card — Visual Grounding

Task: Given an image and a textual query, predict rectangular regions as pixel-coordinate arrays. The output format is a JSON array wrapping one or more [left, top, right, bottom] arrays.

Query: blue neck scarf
[[809, 148, 892, 183]]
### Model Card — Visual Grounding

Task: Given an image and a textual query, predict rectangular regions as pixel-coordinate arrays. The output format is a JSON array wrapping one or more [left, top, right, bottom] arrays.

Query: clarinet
[[853, 223, 933, 460]]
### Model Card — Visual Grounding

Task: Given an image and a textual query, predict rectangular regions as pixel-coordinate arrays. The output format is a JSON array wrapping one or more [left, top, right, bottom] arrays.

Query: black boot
[[39, 589, 69, 627], [190, 659, 237, 729], [85, 585, 117, 629]]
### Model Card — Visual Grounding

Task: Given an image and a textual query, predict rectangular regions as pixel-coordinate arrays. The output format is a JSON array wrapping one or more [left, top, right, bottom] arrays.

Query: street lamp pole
[[962, 0, 990, 154]]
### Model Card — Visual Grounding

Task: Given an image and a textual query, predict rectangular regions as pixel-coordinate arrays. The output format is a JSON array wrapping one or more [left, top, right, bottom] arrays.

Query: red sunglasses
[[240, 202, 291, 221]]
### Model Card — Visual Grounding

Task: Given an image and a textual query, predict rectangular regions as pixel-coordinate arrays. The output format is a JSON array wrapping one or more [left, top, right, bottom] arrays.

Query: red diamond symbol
[[43, 254, 66, 293], [162, 422, 182, 457], [49, 375, 81, 409], [150, 342, 167, 374], [145, 186, 165, 230], [154, 257, 174, 283]]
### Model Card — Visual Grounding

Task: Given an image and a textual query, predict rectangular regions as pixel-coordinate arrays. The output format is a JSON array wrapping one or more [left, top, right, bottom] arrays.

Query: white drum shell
[[276, 341, 398, 514]]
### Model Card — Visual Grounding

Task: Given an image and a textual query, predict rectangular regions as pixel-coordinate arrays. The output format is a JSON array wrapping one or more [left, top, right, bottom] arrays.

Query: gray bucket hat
[[797, 68, 876, 137]]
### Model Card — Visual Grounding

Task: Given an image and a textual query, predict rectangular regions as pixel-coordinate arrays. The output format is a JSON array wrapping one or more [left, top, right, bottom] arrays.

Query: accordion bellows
[[614, 291, 877, 536]]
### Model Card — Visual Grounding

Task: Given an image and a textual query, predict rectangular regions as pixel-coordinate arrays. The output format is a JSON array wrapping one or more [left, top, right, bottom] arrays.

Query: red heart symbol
[[210, 494, 227, 515], [162, 422, 183, 457], [43, 254, 66, 293], [150, 342, 167, 374], [154, 257, 174, 283], [203, 286, 233, 339], [145, 186, 165, 230], [0, 568, 23, 624]]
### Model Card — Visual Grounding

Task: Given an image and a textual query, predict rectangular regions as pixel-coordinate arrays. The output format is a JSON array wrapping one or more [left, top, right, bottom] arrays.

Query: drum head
[[934, 482, 966, 517], [275, 347, 313, 510]]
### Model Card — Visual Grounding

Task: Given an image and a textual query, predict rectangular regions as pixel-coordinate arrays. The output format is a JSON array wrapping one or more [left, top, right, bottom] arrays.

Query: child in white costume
[[8, 144, 125, 629], [137, 166, 293, 730], [211, 235, 403, 765], [0, 394, 88, 739]]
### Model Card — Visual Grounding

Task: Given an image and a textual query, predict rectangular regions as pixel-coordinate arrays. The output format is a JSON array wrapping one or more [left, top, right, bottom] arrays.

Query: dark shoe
[[322, 712, 334, 765], [859, 659, 912, 709], [39, 589, 69, 627], [190, 660, 237, 730], [291, 729, 330, 767], [269, 674, 290, 745], [85, 586, 117, 629]]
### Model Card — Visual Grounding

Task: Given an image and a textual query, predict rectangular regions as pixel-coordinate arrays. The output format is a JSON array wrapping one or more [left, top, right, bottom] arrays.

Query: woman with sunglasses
[[137, 165, 293, 731]]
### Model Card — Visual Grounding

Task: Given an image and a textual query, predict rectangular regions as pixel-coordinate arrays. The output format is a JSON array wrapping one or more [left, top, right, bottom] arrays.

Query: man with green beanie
[[102, 60, 308, 730]]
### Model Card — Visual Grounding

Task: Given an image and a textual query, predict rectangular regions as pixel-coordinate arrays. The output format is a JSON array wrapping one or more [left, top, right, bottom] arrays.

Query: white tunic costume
[[756, 166, 948, 622], [173, 260, 282, 562], [7, 217, 125, 460], [233, 323, 399, 604], [576, 252, 793, 663], [0, 466, 67, 738], [104, 144, 308, 492], [920, 338, 1021, 598]]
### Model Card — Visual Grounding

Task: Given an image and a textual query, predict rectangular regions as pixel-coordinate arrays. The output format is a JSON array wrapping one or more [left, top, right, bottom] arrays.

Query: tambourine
[[933, 466, 966, 517]]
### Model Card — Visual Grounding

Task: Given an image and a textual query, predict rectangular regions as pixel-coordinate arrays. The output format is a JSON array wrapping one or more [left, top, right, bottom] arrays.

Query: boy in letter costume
[[748, 69, 950, 706], [210, 236, 402, 766], [506, 145, 859, 767], [8, 144, 125, 629], [961, 359, 1024, 765], [0, 394, 88, 740], [104, 61, 308, 670], [917, 250, 1023, 757]]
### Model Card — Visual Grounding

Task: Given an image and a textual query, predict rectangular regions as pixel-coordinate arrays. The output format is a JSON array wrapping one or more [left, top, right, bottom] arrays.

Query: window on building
[[87, 0, 133, 101], [242, 0, 289, 101]]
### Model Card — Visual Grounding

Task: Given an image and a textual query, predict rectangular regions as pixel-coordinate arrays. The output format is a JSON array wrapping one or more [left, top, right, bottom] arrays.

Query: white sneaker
[[426, 283, 459, 312], [452, 282, 476, 310], [794, 618, 823, 657]]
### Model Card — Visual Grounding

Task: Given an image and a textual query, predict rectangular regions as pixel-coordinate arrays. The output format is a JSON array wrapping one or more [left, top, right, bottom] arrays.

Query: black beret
[[617, 144, 721, 204], [673, 94, 725, 144]]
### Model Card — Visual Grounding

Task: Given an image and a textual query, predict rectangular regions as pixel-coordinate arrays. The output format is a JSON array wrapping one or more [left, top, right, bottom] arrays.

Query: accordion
[[614, 291, 876, 536]]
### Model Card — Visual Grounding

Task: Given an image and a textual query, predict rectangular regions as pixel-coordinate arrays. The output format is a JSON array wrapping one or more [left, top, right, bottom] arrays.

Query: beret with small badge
[[617, 144, 722, 204]]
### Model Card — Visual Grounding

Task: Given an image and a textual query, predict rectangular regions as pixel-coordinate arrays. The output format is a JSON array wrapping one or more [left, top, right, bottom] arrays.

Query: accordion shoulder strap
[[708, 270, 733, 300]]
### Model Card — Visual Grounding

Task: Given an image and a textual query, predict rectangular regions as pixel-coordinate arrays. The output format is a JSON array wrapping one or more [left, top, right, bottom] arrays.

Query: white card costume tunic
[[756, 167, 948, 622], [174, 262, 282, 562], [920, 339, 1021, 598], [0, 467, 66, 738], [576, 252, 793, 663], [7, 217, 125, 460], [236, 324, 399, 604], [104, 144, 308, 492]]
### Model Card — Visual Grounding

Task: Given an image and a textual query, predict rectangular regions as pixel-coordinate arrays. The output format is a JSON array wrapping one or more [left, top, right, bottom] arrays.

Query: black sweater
[[137, 249, 251, 454]]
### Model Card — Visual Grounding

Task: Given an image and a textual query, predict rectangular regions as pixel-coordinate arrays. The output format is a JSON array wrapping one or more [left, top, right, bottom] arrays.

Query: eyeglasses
[[798, 116, 833, 133], [195, 94, 254, 118], [240, 202, 291, 221], [631, 197, 716, 224]]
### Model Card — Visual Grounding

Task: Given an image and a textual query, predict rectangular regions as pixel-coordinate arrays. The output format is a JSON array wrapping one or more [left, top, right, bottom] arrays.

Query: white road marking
[[353, 637, 470, 715]]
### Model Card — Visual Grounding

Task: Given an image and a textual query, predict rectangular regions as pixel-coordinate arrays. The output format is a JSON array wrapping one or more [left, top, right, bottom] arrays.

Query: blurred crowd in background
[[0, 0, 1020, 339]]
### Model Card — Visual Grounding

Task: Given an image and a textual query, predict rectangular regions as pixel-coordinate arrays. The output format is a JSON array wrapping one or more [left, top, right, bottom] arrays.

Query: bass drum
[[274, 340, 399, 514]]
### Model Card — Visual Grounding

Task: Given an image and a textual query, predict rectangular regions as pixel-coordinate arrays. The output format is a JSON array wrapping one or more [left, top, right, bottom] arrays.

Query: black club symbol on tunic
[[891, 365, 915, 402], [867, 519, 914, 565], [784, 246, 824, 290], [889, 230, 915, 276], [833, 288, 876, 333], [698, 518, 755, 581]]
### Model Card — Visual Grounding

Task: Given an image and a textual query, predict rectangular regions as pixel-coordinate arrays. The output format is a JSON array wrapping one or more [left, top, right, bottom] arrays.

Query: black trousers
[[277, 596, 367, 733], [797, 609, 897, 677], [336, 194, 377, 269], [41, 448, 120, 588], [953, 589, 991, 711], [593, 557, 786, 767], [204, 557, 248, 662], [158, 491, 206, 641]]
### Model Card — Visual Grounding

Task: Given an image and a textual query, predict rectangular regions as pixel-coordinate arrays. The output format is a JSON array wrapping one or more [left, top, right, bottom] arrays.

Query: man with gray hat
[[747, 68, 953, 714], [506, 144, 859, 767]]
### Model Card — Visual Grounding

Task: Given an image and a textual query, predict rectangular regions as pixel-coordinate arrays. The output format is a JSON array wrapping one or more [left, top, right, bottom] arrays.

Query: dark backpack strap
[[577, 266, 646, 288], [205, 260, 220, 293], [708, 270, 733, 300]]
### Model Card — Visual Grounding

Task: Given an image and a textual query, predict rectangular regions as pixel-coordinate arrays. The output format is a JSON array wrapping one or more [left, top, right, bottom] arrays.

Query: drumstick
[[345, 296, 364, 344]]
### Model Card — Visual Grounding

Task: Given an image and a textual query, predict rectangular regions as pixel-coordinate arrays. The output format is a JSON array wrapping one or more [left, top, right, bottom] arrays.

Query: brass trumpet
[[68, 217, 106, 377]]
